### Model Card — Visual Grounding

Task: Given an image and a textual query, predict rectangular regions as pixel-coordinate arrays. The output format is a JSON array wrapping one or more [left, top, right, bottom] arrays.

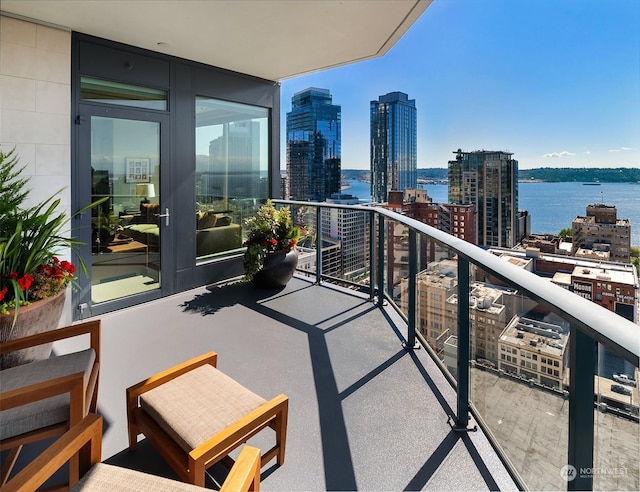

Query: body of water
[[343, 180, 640, 246]]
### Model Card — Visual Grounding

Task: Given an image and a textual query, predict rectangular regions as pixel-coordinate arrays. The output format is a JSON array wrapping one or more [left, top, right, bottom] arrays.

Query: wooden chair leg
[[187, 457, 206, 487], [128, 423, 138, 452], [0, 446, 22, 486], [275, 404, 288, 465]]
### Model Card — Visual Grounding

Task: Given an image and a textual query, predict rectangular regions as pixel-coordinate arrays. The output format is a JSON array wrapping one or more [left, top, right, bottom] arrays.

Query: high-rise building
[[322, 193, 370, 280], [571, 203, 631, 263], [448, 149, 519, 248], [207, 120, 262, 200], [370, 91, 417, 203], [286, 88, 341, 202]]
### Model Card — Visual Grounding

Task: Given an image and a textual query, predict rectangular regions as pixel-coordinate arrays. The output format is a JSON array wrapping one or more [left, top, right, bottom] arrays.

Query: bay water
[[343, 179, 640, 246]]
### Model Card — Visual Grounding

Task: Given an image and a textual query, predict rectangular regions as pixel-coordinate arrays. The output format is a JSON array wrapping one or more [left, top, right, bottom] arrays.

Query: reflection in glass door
[[90, 116, 161, 303]]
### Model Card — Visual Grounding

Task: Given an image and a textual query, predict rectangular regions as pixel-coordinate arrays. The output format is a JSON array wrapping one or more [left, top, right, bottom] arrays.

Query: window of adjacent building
[[81, 77, 167, 110], [194, 97, 269, 261]]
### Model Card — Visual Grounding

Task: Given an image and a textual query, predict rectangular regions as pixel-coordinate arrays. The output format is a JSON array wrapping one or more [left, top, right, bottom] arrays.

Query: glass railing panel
[[288, 203, 319, 279], [314, 206, 372, 287], [386, 218, 410, 316], [594, 342, 639, 490], [468, 266, 570, 491], [413, 239, 459, 380]]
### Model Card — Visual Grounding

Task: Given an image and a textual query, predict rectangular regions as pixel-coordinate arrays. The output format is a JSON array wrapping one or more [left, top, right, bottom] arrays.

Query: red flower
[[289, 239, 297, 248], [270, 238, 277, 246], [60, 260, 75, 274], [262, 240, 269, 247], [0, 287, 7, 301], [17, 274, 34, 291]]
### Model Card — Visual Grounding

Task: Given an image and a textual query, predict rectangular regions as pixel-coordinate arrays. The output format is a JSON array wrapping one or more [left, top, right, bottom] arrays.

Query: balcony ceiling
[[1, 0, 431, 81]]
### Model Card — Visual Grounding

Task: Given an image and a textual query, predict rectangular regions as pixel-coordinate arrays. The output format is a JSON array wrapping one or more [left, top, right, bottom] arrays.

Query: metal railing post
[[377, 214, 385, 307], [567, 326, 595, 491], [406, 229, 417, 349], [456, 257, 470, 428], [315, 206, 322, 284], [369, 210, 376, 302]]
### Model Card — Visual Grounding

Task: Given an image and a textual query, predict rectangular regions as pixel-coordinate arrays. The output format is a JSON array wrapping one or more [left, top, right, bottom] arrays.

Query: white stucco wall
[[1, 14, 73, 324]]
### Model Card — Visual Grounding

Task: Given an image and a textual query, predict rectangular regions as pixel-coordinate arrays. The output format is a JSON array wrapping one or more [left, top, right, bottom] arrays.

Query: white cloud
[[542, 150, 576, 158], [609, 147, 634, 152], [583, 150, 591, 154]]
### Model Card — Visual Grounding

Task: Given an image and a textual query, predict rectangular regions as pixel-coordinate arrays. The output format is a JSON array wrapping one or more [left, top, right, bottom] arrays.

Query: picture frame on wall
[[125, 158, 150, 183]]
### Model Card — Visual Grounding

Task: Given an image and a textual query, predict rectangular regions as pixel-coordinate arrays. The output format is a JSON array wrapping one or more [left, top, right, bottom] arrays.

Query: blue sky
[[280, 0, 639, 170]]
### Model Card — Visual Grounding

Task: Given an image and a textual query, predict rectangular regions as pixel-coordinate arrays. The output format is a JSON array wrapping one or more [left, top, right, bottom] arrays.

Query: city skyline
[[279, 0, 639, 171]]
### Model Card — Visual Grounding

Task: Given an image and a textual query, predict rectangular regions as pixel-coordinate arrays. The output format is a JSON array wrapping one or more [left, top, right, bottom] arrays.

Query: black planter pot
[[252, 249, 299, 289]]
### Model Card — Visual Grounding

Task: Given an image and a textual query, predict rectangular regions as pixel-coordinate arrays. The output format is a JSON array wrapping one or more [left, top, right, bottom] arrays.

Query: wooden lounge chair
[[3, 413, 262, 491], [0, 320, 101, 486], [126, 352, 288, 487]]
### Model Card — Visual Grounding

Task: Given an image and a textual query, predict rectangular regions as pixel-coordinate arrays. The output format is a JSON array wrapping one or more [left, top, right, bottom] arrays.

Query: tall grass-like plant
[[0, 148, 99, 321]]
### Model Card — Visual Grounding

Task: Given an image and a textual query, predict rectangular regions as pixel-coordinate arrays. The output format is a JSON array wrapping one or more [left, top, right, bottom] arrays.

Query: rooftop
[[500, 316, 568, 358]]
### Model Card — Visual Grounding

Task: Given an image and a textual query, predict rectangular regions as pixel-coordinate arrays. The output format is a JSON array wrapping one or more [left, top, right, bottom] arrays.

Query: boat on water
[[583, 182, 601, 186]]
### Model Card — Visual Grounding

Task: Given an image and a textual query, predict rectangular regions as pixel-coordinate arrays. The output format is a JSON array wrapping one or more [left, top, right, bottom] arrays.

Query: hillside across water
[[341, 168, 640, 183]]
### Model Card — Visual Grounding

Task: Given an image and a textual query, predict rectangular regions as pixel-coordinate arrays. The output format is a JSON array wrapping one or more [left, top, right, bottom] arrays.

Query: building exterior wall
[[370, 91, 417, 203], [448, 149, 518, 248], [322, 194, 370, 279], [411, 260, 458, 352], [571, 266, 638, 322], [402, 190, 475, 243], [571, 204, 631, 263], [498, 316, 568, 389], [286, 87, 341, 202], [0, 15, 73, 324]]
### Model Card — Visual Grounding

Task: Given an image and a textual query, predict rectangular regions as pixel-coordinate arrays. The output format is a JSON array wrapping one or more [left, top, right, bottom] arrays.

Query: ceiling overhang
[[1, 0, 431, 81]]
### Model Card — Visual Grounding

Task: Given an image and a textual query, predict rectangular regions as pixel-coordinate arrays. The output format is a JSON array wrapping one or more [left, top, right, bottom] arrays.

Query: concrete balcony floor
[[54, 276, 518, 491]]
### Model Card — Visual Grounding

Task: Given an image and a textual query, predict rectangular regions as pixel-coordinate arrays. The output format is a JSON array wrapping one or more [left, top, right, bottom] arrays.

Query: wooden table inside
[[105, 240, 148, 266]]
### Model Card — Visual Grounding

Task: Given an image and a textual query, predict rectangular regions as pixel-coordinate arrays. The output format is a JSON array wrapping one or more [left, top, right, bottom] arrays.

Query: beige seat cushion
[[0, 349, 96, 440], [140, 365, 266, 453], [71, 463, 203, 491]]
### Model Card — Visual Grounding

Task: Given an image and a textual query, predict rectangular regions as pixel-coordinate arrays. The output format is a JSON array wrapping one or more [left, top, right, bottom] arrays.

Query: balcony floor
[[53, 276, 518, 490]]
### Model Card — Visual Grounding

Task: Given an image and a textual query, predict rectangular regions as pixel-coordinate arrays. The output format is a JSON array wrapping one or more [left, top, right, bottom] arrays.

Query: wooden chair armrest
[[191, 394, 288, 463], [127, 351, 217, 401], [220, 446, 261, 492], [2, 414, 103, 492], [0, 320, 100, 365], [0, 371, 85, 414]]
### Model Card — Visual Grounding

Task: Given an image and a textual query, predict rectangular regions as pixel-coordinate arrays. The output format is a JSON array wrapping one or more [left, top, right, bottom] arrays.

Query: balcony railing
[[274, 199, 640, 491]]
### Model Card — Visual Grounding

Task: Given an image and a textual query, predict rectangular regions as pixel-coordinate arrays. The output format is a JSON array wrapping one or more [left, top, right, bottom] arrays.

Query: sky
[[279, 0, 640, 171]]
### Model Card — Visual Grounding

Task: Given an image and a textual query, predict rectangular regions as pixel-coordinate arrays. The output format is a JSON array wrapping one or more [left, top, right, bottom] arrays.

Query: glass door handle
[[158, 208, 170, 226]]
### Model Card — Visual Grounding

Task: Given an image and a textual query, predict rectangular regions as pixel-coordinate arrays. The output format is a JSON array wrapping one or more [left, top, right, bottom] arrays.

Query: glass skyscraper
[[448, 149, 519, 248], [286, 87, 341, 201], [370, 91, 417, 203]]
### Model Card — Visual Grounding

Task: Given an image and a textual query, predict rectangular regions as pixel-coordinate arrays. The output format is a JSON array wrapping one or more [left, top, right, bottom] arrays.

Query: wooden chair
[[3, 413, 262, 491], [0, 320, 101, 486], [126, 352, 288, 487]]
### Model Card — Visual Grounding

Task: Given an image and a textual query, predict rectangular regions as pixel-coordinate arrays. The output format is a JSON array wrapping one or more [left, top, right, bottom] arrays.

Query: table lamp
[[136, 183, 156, 205]]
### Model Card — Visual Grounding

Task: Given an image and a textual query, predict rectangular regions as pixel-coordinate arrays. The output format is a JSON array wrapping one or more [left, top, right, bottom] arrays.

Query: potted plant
[[243, 200, 300, 288], [0, 147, 98, 367], [92, 209, 123, 248]]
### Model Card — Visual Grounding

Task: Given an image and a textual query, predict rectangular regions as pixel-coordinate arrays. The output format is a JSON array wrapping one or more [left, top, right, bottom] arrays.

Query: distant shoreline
[[340, 167, 640, 184]]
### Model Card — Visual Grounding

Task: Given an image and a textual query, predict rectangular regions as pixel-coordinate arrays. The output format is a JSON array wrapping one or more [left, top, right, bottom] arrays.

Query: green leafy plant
[[242, 200, 300, 281], [92, 209, 123, 240], [0, 147, 101, 320]]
